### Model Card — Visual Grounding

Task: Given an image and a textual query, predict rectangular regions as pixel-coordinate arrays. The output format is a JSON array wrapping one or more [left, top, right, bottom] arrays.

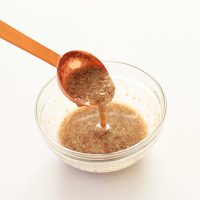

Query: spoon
[[0, 20, 109, 106]]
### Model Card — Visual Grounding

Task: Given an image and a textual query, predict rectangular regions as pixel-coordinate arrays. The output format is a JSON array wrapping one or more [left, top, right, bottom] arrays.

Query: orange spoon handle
[[0, 20, 61, 67]]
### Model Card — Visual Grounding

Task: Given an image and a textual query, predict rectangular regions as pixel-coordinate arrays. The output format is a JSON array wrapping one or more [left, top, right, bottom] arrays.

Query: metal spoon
[[0, 20, 109, 106]]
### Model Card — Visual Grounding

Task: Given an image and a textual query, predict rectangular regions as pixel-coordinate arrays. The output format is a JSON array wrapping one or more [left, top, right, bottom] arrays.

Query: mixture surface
[[59, 102, 147, 154]]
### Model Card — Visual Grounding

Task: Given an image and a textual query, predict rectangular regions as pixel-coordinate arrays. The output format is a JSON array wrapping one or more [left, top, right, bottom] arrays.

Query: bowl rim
[[35, 61, 167, 160]]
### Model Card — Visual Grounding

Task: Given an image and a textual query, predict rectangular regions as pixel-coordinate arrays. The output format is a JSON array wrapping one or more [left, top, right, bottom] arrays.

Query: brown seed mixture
[[58, 102, 147, 154], [66, 67, 115, 105]]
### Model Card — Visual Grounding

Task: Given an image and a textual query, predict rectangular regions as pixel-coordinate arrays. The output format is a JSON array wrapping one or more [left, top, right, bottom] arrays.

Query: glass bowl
[[35, 61, 167, 173]]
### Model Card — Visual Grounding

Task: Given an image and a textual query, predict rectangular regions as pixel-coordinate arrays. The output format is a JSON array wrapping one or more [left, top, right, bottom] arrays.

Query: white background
[[0, 0, 200, 199]]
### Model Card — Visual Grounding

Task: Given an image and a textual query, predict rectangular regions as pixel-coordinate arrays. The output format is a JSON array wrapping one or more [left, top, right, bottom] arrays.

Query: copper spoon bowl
[[57, 50, 109, 106]]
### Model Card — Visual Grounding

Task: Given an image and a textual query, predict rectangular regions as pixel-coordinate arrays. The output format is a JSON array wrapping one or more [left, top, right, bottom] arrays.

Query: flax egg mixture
[[59, 102, 147, 154], [66, 67, 115, 106]]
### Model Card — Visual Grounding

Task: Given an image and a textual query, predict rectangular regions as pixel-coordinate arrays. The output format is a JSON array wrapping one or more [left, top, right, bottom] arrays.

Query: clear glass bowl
[[35, 61, 167, 173]]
